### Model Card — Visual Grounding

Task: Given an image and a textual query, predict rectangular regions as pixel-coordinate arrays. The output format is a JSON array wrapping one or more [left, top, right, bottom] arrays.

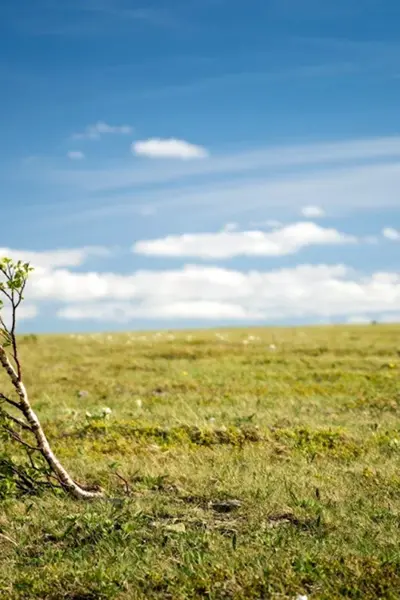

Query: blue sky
[[0, 0, 400, 332]]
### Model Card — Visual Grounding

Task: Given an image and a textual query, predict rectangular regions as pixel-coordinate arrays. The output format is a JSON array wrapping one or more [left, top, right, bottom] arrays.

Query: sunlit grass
[[1, 324, 400, 599]]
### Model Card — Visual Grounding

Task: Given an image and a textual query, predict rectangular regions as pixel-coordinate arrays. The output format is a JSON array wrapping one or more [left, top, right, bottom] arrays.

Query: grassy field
[[1, 324, 400, 599]]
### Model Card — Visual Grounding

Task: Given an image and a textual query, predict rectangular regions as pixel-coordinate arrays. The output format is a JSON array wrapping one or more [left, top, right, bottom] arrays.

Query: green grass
[[1, 324, 400, 599]]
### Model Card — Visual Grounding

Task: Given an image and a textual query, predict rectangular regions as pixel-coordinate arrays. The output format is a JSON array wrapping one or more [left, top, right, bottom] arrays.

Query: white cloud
[[72, 121, 132, 140], [383, 227, 400, 241], [1, 304, 38, 329], [0, 246, 110, 270], [133, 222, 357, 259], [18, 304, 39, 320], [301, 205, 325, 218], [132, 138, 209, 160], [67, 151, 85, 160], [17, 262, 400, 324]]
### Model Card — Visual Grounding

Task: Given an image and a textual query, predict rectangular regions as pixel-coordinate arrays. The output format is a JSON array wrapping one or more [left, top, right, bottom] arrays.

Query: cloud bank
[[13, 261, 399, 323]]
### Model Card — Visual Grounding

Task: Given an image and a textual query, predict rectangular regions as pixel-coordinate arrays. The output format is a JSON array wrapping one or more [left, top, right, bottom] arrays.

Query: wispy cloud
[[301, 205, 325, 218], [58, 300, 250, 321], [22, 135, 400, 223], [72, 121, 132, 140], [9, 0, 178, 36], [57, 160, 400, 225], [46, 135, 400, 192], [73, 1, 181, 31], [132, 138, 209, 160], [223, 222, 239, 232], [270, 0, 371, 20], [133, 222, 357, 259], [67, 151, 85, 160], [138, 205, 157, 217], [0, 246, 110, 269], [122, 62, 361, 103], [249, 220, 283, 229]]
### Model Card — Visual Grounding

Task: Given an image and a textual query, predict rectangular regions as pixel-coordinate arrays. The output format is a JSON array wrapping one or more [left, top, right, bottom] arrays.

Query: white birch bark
[[0, 345, 103, 500]]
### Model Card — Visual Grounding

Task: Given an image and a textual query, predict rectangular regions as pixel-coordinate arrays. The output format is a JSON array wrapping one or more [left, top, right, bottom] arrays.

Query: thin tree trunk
[[0, 346, 103, 500]]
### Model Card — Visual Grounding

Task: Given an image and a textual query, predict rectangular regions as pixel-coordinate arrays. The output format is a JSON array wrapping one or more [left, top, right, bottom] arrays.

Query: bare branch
[[1, 290, 12, 302], [7, 414, 31, 431], [0, 270, 26, 379], [0, 392, 21, 410], [0, 314, 8, 333], [0, 407, 31, 431], [10, 290, 19, 375], [3, 425, 41, 452], [0, 459, 40, 494], [9, 280, 27, 380], [115, 471, 132, 495], [19, 446, 62, 489], [25, 446, 38, 471]]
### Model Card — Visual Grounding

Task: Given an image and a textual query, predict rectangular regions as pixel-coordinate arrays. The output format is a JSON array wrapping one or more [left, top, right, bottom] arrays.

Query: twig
[[25, 447, 37, 471], [19, 447, 63, 490], [9, 288, 23, 380], [0, 392, 21, 410], [0, 314, 8, 334], [1, 462, 37, 494], [115, 471, 132, 495], [0, 288, 12, 302], [0, 408, 31, 431], [14, 279, 27, 310], [7, 414, 31, 431], [3, 425, 40, 452]]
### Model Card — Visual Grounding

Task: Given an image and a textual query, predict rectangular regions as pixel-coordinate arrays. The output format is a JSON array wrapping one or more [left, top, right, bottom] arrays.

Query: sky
[[0, 0, 400, 333]]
